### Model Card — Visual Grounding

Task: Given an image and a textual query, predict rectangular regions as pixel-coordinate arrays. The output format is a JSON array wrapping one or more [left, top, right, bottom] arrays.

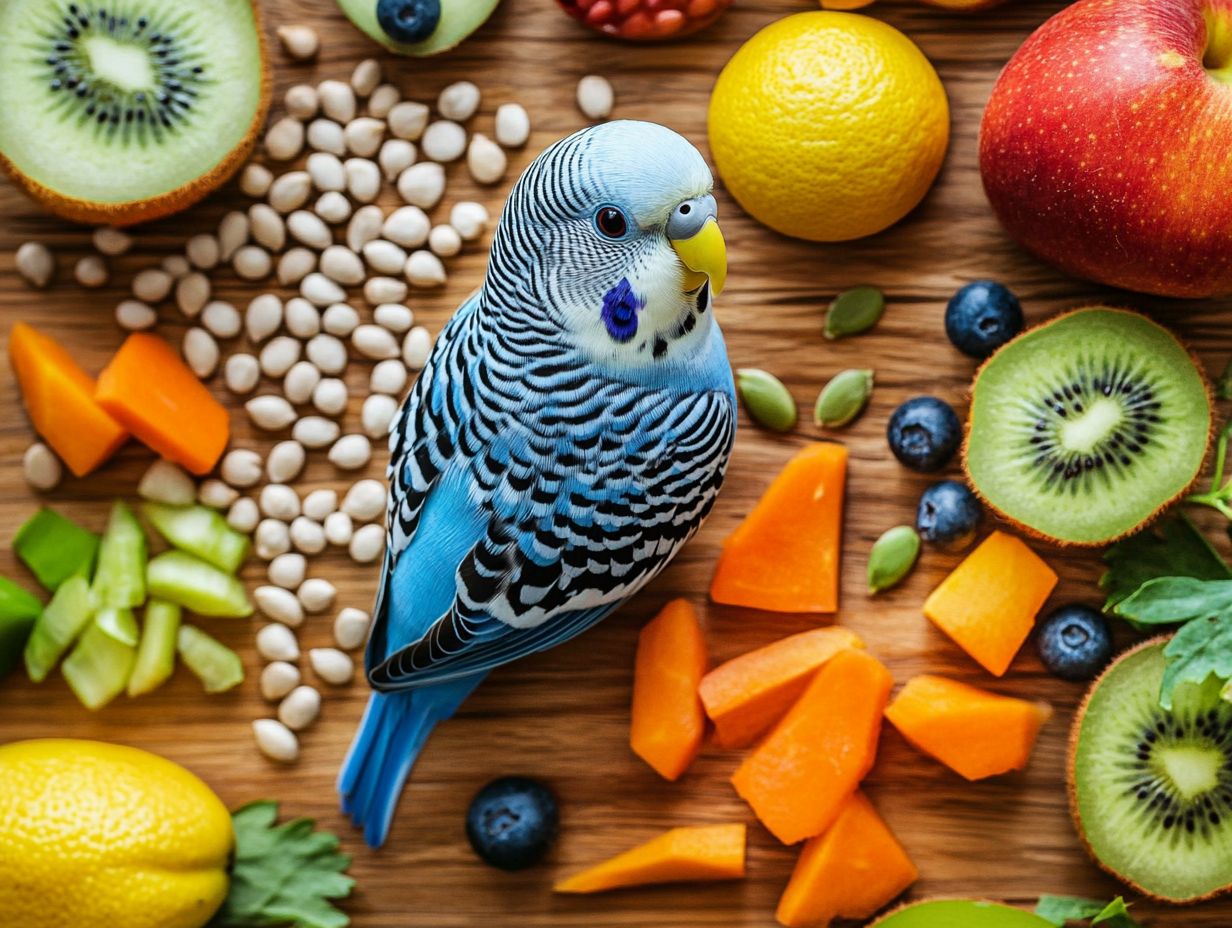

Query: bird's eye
[[595, 207, 628, 239]]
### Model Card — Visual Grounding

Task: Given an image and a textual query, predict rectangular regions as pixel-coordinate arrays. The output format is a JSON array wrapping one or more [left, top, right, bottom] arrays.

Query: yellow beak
[[672, 218, 727, 297]]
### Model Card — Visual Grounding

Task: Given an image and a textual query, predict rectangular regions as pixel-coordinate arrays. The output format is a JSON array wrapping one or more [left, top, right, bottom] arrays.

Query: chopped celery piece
[[23, 575, 92, 683], [61, 616, 137, 710], [142, 502, 249, 574], [0, 577, 43, 679], [14, 508, 99, 591], [92, 501, 147, 609], [177, 624, 244, 693], [127, 599, 181, 697], [95, 607, 138, 647], [146, 551, 253, 617]]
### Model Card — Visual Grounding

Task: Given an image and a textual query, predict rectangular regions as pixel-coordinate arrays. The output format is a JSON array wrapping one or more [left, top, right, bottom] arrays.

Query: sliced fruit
[[0, 0, 270, 225], [142, 502, 249, 574], [1070, 638, 1232, 903], [146, 551, 253, 617], [964, 307, 1212, 546], [13, 507, 100, 592], [0, 578, 44, 680], [885, 675, 1050, 780], [732, 648, 891, 844], [61, 612, 137, 709], [870, 900, 1054, 927], [630, 599, 708, 781], [711, 442, 846, 614], [177, 624, 244, 694], [24, 575, 93, 683], [699, 627, 864, 749], [554, 824, 746, 893], [337, 0, 500, 57], [127, 599, 181, 697], [91, 500, 147, 610], [923, 531, 1057, 676], [776, 792, 917, 928]]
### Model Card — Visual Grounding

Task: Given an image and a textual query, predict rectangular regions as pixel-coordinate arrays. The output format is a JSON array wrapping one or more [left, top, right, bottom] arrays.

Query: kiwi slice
[[871, 900, 1054, 927], [337, 0, 501, 57], [1069, 638, 1232, 903], [0, 0, 269, 225], [965, 307, 1211, 546]]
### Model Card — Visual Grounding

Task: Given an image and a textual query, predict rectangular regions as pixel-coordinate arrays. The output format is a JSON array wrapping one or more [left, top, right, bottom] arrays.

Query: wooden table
[[2, 0, 1230, 923]]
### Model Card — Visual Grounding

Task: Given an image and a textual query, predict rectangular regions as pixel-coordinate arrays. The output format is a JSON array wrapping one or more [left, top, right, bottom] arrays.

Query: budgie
[[339, 120, 736, 848]]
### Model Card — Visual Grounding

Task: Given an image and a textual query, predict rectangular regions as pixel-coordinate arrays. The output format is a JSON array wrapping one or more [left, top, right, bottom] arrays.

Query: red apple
[[980, 0, 1232, 298]]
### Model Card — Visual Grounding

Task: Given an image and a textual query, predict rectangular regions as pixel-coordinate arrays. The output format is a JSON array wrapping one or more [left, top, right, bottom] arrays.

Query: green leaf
[[210, 801, 354, 928], [1091, 898, 1137, 926], [1160, 615, 1232, 710], [1101, 515, 1231, 611], [1034, 896, 1140, 927], [1115, 577, 1232, 625]]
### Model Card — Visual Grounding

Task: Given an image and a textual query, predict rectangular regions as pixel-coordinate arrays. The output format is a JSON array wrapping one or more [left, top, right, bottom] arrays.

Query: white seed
[[303, 489, 338, 521], [301, 272, 346, 307], [93, 227, 132, 256], [287, 210, 332, 250], [260, 483, 302, 521], [346, 204, 384, 252], [260, 661, 301, 702], [402, 326, 433, 369], [186, 233, 220, 270], [253, 718, 299, 764], [293, 415, 341, 448], [268, 171, 312, 213], [350, 57, 381, 97], [182, 327, 219, 378], [494, 103, 531, 148], [199, 479, 239, 509], [255, 518, 292, 560], [176, 271, 210, 317], [368, 83, 400, 118], [428, 224, 462, 258], [382, 206, 430, 248], [284, 297, 322, 338], [329, 434, 372, 470], [115, 299, 156, 331], [320, 245, 365, 285], [344, 157, 381, 202], [283, 360, 321, 404], [307, 152, 346, 192], [318, 79, 357, 123], [361, 393, 399, 438], [388, 101, 429, 140], [362, 240, 408, 275], [241, 163, 274, 197], [215, 214, 248, 265], [267, 440, 307, 483], [343, 479, 387, 521], [132, 268, 172, 302], [373, 302, 413, 333], [349, 523, 386, 564], [278, 685, 321, 731], [344, 118, 385, 158], [369, 358, 407, 395], [312, 377, 349, 416], [298, 577, 337, 613], [74, 255, 107, 288], [364, 276, 408, 305], [334, 608, 371, 650], [15, 242, 54, 288], [467, 133, 507, 185], [221, 449, 264, 488], [256, 584, 305, 627], [437, 81, 480, 121], [276, 23, 319, 60], [421, 121, 467, 163], [577, 74, 615, 119], [256, 623, 300, 662], [378, 139, 416, 181], [277, 248, 317, 286], [224, 353, 261, 394], [307, 118, 346, 156], [322, 302, 360, 337], [396, 162, 445, 209], [23, 443, 61, 491], [246, 293, 283, 341], [226, 497, 260, 533], [290, 516, 327, 554], [259, 336, 302, 378], [199, 300, 240, 340], [138, 459, 195, 504], [305, 333, 348, 374], [233, 246, 272, 281], [247, 394, 298, 430], [450, 201, 489, 241], [268, 552, 307, 590], [265, 117, 305, 161], [249, 203, 287, 251], [162, 254, 190, 279], [309, 648, 355, 685], [324, 510, 354, 546], [284, 83, 319, 120], [406, 250, 446, 288], [352, 324, 400, 360]]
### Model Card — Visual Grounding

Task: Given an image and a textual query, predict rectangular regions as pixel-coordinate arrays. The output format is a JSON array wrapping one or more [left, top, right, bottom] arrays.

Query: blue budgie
[[339, 120, 736, 848]]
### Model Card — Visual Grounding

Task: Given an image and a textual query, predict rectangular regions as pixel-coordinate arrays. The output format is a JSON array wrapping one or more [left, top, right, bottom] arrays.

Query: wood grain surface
[[2, 0, 1231, 924]]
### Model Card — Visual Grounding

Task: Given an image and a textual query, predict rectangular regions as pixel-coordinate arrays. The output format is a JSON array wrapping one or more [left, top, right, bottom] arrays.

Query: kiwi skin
[[0, 1, 272, 227], [960, 306, 1214, 548]]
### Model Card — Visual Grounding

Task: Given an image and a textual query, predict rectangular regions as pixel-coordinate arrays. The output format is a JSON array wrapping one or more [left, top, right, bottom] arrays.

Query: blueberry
[[376, 0, 441, 43], [887, 396, 962, 472], [465, 776, 559, 871], [944, 281, 1024, 359], [1035, 605, 1113, 682], [916, 480, 981, 550]]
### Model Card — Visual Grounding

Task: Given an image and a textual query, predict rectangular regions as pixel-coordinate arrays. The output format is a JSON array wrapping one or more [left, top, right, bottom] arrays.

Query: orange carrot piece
[[699, 627, 865, 749], [710, 443, 847, 614], [8, 322, 128, 477], [732, 648, 892, 845], [554, 824, 746, 894], [923, 531, 1057, 676], [776, 792, 918, 928], [94, 333, 229, 475], [885, 675, 1051, 780], [630, 599, 708, 781]]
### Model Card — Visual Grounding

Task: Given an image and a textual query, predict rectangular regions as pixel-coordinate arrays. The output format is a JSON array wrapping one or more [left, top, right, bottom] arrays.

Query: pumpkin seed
[[736, 368, 797, 432], [814, 368, 874, 428], [867, 525, 921, 594], [824, 286, 885, 339]]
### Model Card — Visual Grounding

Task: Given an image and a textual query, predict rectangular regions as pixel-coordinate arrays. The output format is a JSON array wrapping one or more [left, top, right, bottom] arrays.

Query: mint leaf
[[1115, 578, 1232, 625], [1101, 515, 1231, 611], [1035, 896, 1140, 927], [1091, 898, 1137, 926], [1160, 615, 1232, 709]]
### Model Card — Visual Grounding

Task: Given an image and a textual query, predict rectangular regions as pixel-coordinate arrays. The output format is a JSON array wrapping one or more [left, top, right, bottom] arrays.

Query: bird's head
[[485, 120, 727, 370]]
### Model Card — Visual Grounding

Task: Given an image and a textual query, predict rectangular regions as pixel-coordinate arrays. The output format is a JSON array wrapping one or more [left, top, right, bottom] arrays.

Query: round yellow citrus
[[0, 739, 233, 928], [708, 11, 950, 242]]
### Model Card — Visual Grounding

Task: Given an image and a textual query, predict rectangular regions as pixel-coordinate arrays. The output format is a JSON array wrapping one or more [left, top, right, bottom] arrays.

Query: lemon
[[0, 739, 233, 928], [708, 11, 950, 242]]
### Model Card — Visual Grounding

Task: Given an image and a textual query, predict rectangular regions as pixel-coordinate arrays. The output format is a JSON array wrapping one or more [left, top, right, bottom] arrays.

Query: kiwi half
[[0, 0, 270, 226], [871, 900, 1054, 927], [1069, 637, 1232, 903], [336, 0, 501, 57], [964, 307, 1211, 546]]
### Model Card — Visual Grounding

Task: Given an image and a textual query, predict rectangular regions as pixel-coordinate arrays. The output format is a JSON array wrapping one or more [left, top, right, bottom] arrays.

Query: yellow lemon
[[708, 11, 950, 242], [0, 739, 233, 928]]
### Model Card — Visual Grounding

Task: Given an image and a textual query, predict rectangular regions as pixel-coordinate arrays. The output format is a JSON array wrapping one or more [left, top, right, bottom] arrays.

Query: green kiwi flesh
[[964, 307, 1210, 546], [871, 900, 1054, 927], [1070, 639, 1232, 902], [336, 0, 501, 56]]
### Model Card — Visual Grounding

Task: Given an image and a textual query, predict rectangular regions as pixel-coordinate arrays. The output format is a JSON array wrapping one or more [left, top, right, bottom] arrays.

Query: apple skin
[[980, 0, 1232, 298]]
